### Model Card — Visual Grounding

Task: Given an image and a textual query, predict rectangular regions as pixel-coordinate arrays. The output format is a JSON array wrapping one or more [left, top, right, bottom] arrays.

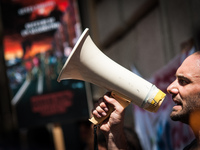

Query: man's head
[[167, 51, 200, 124]]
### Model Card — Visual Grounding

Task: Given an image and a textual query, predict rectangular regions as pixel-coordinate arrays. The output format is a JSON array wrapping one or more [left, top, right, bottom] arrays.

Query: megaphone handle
[[89, 91, 131, 125]]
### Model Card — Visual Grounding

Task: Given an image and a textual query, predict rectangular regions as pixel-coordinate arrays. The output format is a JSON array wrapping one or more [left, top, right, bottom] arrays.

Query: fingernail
[[104, 95, 109, 99], [102, 112, 106, 116], [97, 114, 101, 118], [104, 108, 108, 112]]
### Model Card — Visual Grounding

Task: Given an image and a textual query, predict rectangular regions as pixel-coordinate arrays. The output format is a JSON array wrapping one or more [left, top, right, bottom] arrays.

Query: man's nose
[[167, 80, 178, 94]]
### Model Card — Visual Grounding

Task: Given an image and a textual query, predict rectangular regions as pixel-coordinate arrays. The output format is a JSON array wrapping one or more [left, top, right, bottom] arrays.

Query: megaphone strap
[[93, 125, 99, 150]]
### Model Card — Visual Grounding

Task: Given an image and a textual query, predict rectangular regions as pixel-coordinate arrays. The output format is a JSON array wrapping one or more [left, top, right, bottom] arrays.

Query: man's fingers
[[92, 96, 109, 118], [98, 97, 109, 110], [92, 106, 107, 118]]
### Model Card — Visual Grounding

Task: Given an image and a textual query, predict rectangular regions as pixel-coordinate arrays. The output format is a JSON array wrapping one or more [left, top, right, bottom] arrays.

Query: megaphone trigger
[[89, 91, 131, 125], [89, 103, 114, 125]]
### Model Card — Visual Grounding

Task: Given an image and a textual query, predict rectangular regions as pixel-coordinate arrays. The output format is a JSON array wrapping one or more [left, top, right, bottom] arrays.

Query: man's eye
[[178, 79, 188, 86]]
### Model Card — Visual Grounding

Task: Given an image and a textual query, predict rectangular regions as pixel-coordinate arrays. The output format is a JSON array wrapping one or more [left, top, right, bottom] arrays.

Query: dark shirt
[[183, 139, 199, 150]]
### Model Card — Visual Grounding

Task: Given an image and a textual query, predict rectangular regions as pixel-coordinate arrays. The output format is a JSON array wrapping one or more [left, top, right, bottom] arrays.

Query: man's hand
[[92, 92, 129, 150]]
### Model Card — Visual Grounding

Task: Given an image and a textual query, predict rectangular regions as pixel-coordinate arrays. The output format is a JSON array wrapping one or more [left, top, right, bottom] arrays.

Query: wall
[[93, 0, 195, 78]]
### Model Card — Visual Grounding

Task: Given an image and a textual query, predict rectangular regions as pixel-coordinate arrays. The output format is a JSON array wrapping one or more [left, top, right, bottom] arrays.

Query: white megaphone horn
[[57, 28, 166, 125]]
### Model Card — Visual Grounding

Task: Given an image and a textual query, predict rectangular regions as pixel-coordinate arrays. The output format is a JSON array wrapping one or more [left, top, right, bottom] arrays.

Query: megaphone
[[57, 28, 166, 125]]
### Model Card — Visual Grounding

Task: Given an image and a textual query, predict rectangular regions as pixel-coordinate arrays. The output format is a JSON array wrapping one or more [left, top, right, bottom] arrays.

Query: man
[[92, 51, 200, 150]]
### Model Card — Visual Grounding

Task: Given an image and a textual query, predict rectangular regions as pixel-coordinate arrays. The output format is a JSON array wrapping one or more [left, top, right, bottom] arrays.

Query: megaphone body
[[57, 28, 166, 125]]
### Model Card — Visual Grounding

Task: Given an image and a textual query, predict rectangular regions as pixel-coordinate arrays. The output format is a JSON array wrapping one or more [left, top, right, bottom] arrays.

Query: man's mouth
[[174, 99, 182, 105], [172, 99, 182, 111]]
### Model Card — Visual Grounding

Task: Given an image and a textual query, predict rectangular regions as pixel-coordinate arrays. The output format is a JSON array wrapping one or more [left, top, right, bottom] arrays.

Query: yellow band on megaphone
[[145, 90, 166, 112]]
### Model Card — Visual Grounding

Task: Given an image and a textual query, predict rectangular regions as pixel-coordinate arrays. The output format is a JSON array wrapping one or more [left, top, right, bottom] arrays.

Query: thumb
[[103, 95, 124, 112]]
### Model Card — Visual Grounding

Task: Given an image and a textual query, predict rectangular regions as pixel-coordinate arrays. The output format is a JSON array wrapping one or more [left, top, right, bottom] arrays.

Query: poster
[[1, 0, 90, 128]]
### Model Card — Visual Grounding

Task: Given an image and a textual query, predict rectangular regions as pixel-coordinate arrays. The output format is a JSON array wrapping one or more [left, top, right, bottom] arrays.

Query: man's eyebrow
[[176, 74, 188, 79], [176, 74, 184, 78], [176, 75, 191, 81]]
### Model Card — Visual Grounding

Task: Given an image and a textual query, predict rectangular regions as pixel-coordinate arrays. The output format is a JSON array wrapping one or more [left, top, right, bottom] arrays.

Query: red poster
[[1, 0, 90, 128]]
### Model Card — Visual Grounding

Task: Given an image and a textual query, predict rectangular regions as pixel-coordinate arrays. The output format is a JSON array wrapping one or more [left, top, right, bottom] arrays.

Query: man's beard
[[170, 93, 200, 124], [170, 109, 190, 124]]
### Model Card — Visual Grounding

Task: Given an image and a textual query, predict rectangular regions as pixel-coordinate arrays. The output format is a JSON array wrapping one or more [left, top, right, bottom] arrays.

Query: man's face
[[167, 53, 200, 124]]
